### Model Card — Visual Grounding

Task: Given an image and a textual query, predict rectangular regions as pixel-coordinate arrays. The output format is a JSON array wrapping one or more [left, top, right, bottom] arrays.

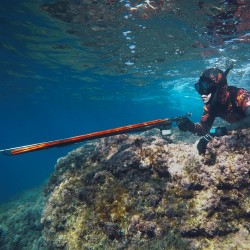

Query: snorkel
[[224, 64, 233, 77], [209, 65, 233, 110]]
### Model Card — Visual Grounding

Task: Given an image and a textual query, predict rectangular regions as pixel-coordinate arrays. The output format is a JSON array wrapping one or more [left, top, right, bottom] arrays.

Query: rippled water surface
[[0, 0, 250, 201]]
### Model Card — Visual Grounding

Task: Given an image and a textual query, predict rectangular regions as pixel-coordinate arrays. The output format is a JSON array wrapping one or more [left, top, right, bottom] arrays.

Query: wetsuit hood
[[196, 66, 233, 109]]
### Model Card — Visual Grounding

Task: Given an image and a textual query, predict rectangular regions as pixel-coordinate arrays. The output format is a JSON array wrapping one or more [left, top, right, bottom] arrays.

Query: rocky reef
[[41, 127, 250, 250], [0, 185, 46, 250]]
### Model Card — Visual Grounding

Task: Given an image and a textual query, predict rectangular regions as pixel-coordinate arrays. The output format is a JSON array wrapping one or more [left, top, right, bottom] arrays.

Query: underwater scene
[[0, 0, 250, 249]]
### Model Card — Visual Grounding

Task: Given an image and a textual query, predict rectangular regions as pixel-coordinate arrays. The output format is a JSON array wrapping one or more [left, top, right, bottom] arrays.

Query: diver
[[178, 66, 250, 155]]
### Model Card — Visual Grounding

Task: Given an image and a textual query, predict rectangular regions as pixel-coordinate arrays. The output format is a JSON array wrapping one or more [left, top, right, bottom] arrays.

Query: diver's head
[[195, 66, 232, 105]]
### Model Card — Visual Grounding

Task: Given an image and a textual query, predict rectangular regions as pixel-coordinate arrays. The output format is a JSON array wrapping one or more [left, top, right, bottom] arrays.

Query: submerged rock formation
[[41, 128, 250, 249], [0, 186, 46, 250]]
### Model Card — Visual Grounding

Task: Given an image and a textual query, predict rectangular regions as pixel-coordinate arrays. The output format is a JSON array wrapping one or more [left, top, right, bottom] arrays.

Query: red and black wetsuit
[[194, 86, 250, 136]]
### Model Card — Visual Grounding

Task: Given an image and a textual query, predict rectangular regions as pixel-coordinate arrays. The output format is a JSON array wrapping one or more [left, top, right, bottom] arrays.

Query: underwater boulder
[[0, 186, 46, 250], [41, 129, 250, 249]]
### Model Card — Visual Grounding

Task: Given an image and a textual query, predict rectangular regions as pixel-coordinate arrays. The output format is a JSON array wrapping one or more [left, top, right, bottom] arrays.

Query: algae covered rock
[[41, 129, 250, 249], [0, 186, 46, 250]]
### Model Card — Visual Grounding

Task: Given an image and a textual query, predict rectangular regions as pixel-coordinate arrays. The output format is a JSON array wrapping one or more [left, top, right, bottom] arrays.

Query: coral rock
[[41, 129, 250, 249]]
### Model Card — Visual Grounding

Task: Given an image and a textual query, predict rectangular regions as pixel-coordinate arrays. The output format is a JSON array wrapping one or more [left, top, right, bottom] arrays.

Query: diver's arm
[[226, 106, 250, 131], [193, 105, 215, 136], [177, 109, 215, 136]]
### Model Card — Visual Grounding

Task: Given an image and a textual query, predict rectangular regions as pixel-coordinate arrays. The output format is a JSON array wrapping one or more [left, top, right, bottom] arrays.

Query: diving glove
[[197, 126, 228, 155], [178, 117, 195, 132]]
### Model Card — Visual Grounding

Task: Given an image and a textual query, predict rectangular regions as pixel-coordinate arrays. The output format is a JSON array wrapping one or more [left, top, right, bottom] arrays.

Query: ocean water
[[0, 0, 250, 203]]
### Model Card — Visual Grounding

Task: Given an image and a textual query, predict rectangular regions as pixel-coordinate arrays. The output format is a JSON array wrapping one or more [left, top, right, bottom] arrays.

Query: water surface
[[0, 0, 250, 202]]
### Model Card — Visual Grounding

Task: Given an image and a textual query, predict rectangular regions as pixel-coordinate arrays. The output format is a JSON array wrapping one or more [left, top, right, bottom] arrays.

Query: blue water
[[0, 0, 249, 203]]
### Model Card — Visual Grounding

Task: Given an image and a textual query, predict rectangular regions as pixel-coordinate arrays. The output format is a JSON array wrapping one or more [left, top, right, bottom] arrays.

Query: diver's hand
[[178, 117, 195, 132], [197, 127, 228, 155], [197, 137, 210, 155]]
